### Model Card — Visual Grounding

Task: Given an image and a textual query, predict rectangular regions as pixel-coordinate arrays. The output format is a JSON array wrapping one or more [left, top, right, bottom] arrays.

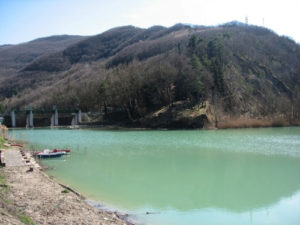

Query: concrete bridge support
[[71, 110, 82, 126], [26, 108, 34, 128], [71, 113, 78, 126], [77, 109, 82, 123], [8, 106, 83, 127], [51, 106, 59, 126], [10, 110, 16, 128]]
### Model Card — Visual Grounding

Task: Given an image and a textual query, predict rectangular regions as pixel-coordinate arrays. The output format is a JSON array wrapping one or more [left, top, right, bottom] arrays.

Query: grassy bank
[[0, 136, 4, 148]]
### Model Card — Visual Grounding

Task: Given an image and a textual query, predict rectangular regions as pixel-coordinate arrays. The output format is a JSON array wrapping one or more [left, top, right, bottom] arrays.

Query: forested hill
[[0, 35, 86, 74], [0, 22, 300, 128]]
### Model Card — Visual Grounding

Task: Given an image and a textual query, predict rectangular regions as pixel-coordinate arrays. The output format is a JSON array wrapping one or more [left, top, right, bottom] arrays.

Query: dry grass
[[1, 125, 8, 140], [217, 117, 292, 129]]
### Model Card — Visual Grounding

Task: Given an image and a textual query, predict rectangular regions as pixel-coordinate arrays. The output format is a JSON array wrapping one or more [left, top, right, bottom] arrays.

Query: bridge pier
[[8, 107, 83, 127], [26, 108, 34, 128], [71, 113, 78, 126], [77, 109, 82, 123], [10, 110, 16, 128], [51, 106, 59, 126], [71, 109, 82, 126]]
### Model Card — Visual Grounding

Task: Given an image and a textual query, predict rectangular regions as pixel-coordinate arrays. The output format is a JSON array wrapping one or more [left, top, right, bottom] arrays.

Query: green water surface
[[9, 127, 300, 225]]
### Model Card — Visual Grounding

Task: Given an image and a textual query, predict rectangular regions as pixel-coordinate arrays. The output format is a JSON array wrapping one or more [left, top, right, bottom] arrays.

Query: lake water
[[9, 127, 300, 225]]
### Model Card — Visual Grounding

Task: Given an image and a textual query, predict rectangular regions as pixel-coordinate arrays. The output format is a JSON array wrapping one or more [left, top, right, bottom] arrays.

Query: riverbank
[[8, 119, 300, 131], [0, 146, 131, 225]]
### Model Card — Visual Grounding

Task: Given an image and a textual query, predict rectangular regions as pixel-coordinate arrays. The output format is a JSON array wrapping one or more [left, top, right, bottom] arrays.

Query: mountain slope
[[1, 22, 300, 128], [0, 35, 86, 72], [21, 25, 183, 72], [0, 35, 86, 97]]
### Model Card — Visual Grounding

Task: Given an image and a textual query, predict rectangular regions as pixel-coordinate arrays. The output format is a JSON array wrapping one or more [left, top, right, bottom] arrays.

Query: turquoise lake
[[9, 127, 300, 225]]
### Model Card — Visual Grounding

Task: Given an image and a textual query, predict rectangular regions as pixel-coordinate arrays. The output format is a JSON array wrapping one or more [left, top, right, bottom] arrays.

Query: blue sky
[[1, 0, 300, 45]]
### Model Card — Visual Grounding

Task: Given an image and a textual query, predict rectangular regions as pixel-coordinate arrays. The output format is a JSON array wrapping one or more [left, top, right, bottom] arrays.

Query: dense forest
[[0, 22, 300, 128]]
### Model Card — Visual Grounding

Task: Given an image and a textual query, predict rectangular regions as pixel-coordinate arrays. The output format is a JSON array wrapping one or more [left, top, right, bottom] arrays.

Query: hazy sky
[[1, 0, 299, 45]]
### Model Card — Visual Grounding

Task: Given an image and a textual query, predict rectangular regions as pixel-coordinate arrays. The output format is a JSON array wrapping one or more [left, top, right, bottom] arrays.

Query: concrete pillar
[[54, 108, 58, 126], [71, 113, 78, 126], [77, 109, 82, 124], [51, 106, 58, 126], [10, 110, 16, 127], [26, 108, 33, 128]]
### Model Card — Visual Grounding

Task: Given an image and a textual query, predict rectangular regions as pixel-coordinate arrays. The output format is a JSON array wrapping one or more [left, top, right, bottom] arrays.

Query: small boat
[[35, 149, 66, 159], [34, 149, 71, 155], [53, 149, 71, 153], [11, 144, 24, 148]]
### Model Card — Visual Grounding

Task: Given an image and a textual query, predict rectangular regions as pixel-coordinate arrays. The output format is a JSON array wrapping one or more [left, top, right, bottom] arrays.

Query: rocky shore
[[0, 147, 131, 225]]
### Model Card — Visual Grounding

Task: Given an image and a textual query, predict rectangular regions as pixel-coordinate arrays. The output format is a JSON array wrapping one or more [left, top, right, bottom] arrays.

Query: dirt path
[[1, 148, 131, 225], [3, 149, 26, 167]]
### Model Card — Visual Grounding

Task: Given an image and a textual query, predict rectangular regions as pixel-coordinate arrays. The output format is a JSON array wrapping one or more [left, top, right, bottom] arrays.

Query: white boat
[[35, 149, 66, 158]]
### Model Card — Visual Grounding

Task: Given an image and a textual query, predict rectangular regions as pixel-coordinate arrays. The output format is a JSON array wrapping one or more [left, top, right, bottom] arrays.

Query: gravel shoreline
[[0, 147, 133, 225]]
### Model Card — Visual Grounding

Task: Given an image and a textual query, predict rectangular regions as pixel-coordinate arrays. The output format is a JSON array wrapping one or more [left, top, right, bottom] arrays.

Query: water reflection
[[9, 127, 300, 225], [77, 148, 300, 212]]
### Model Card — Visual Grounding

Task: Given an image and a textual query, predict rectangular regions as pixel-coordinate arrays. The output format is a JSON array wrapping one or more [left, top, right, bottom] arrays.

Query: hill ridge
[[0, 22, 299, 128]]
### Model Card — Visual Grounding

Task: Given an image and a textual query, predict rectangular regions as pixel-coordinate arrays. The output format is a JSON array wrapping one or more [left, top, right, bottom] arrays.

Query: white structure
[[51, 106, 59, 126], [26, 109, 34, 128], [10, 111, 16, 127]]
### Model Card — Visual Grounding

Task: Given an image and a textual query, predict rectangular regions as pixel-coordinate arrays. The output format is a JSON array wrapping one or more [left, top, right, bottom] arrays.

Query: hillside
[[0, 22, 300, 128], [0, 35, 86, 96]]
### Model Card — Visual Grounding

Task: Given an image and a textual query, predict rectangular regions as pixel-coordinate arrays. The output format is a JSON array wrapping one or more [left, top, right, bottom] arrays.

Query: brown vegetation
[[217, 117, 293, 129], [0, 35, 85, 97], [0, 125, 8, 139], [1, 22, 300, 128]]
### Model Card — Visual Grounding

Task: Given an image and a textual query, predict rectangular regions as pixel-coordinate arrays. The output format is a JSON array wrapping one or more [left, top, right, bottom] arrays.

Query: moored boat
[[11, 144, 24, 148], [34, 149, 66, 158], [53, 149, 71, 153]]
